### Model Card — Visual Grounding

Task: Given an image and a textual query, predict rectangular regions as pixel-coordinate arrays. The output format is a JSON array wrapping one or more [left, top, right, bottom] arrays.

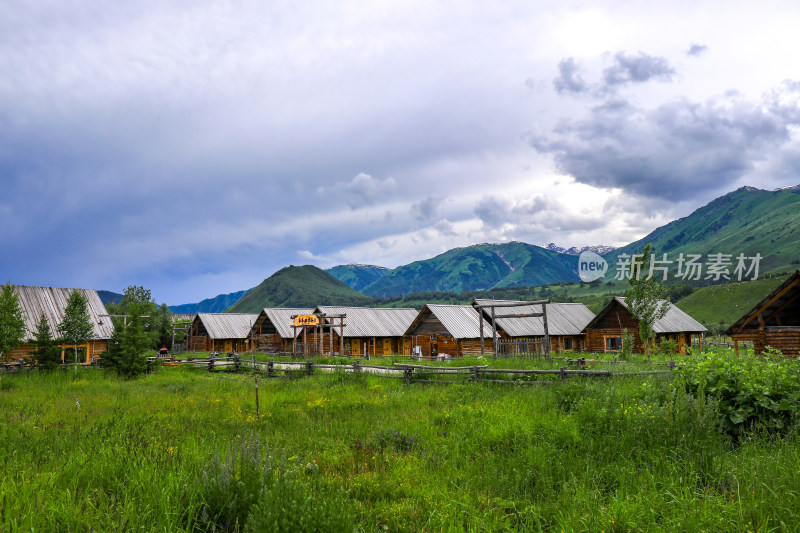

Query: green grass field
[[2, 358, 800, 531]]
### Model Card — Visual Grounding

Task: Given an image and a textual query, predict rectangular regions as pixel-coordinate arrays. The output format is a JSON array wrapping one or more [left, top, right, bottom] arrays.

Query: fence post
[[267, 358, 274, 378], [306, 360, 313, 377], [404, 366, 413, 384], [353, 360, 361, 374], [668, 361, 675, 371], [472, 366, 479, 382], [234, 354, 240, 373], [560, 367, 566, 380], [208, 353, 215, 372]]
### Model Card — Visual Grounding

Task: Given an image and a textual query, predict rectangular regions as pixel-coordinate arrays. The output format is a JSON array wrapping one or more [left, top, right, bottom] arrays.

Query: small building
[[250, 308, 313, 353], [728, 270, 800, 356], [8, 285, 114, 363], [187, 313, 258, 353], [583, 296, 706, 354], [404, 304, 493, 357], [473, 299, 595, 353], [299, 306, 419, 356]]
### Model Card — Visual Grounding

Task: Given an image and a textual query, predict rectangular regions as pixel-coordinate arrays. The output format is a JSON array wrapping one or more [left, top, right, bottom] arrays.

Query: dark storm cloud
[[602, 52, 676, 88], [686, 43, 709, 57], [553, 58, 589, 95], [531, 82, 800, 200]]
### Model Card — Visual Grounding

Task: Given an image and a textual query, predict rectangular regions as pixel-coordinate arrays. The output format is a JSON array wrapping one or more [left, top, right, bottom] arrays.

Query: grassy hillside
[[169, 289, 250, 314], [326, 264, 390, 291], [606, 186, 800, 278], [226, 265, 376, 313], [362, 242, 578, 298], [674, 275, 786, 332]]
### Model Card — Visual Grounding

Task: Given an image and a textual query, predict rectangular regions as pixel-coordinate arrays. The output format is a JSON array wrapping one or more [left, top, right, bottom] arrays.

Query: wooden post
[[480, 310, 485, 355], [734, 339, 739, 357], [492, 306, 497, 359], [543, 303, 551, 359], [303, 326, 307, 358], [267, 358, 274, 378], [306, 360, 313, 377], [339, 317, 344, 356], [252, 352, 260, 420], [293, 325, 297, 355]]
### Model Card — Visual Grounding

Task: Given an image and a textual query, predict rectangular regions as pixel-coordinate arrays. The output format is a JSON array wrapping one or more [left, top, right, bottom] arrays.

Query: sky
[[3, 0, 800, 304]]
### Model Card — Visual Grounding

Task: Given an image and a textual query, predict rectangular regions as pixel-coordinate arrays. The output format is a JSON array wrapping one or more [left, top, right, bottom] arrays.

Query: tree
[[58, 290, 95, 370], [0, 282, 26, 362], [625, 243, 669, 361], [103, 298, 150, 378], [30, 314, 62, 370], [106, 286, 173, 350]]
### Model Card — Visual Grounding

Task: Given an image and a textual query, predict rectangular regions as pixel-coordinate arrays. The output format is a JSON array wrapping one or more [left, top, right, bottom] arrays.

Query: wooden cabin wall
[[253, 333, 283, 352], [7, 340, 108, 363], [760, 329, 800, 356], [460, 339, 485, 356]]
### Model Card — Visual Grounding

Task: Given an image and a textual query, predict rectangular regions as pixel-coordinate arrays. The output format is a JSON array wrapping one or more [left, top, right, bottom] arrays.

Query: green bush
[[197, 435, 276, 531], [679, 350, 800, 437], [244, 473, 356, 533]]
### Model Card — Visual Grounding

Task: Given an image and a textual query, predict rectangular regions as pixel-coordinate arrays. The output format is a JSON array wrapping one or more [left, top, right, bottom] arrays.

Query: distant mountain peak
[[543, 243, 616, 256]]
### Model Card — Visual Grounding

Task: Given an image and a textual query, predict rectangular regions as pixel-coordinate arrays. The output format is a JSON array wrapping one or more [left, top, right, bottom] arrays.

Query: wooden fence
[[144, 354, 675, 384]]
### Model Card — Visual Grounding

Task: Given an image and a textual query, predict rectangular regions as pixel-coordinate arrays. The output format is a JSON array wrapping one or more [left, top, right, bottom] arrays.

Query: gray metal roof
[[257, 308, 314, 339], [473, 299, 595, 337], [412, 304, 493, 339], [195, 313, 258, 339], [588, 296, 707, 333], [314, 306, 419, 337], [13, 285, 114, 341]]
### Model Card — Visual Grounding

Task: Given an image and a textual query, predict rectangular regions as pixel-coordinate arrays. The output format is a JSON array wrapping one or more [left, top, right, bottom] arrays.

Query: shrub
[[244, 473, 356, 533], [679, 351, 800, 437], [197, 435, 277, 531]]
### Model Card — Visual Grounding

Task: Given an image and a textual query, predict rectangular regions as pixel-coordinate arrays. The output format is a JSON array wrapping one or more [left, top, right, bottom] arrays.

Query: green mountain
[[226, 265, 376, 313], [326, 264, 391, 291], [361, 242, 579, 298], [98, 290, 124, 306], [604, 186, 800, 280], [169, 289, 250, 314]]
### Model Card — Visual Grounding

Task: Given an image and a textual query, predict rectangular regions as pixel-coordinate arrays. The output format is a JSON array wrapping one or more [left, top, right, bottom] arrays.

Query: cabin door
[[224, 340, 232, 353]]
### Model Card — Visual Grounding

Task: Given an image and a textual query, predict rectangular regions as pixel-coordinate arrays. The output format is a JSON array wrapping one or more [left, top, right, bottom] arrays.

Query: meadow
[[2, 352, 800, 532]]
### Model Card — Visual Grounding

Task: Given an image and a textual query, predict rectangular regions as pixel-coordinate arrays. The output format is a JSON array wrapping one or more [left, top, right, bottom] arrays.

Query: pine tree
[[103, 299, 149, 378], [58, 290, 95, 370], [30, 314, 62, 370], [625, 243, 669, 361], [0, 282, 26, 362]]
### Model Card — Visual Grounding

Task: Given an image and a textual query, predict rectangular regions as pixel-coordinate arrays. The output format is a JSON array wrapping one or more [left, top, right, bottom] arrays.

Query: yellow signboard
[[293, 314, 319, 327]]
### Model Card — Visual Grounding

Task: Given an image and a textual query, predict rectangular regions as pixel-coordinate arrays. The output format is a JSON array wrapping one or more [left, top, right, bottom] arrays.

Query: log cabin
[[728, 270, 800, 356], [404, 304, 493, 357], [472, 299, 595, 353], [6, 285, 114, 363], [583, 296, 706, 354], [249, 308, 313, 353], [297, 306, 419, 356], [187, 313, 258, 353]]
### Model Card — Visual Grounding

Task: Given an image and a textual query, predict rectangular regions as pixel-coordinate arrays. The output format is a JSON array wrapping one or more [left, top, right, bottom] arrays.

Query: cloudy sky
[[3, 0, 800, 304]]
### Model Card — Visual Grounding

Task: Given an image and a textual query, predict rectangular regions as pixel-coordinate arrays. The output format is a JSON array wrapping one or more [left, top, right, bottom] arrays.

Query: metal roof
[[314, 306, 419, 337], [256, 308, 314, 339], [195, 313, 258, 339], [473, 299, 595, 337], [13, 285, 114, 341], [728, 270, 800, 334], [408, 304, 493, 339], [585, 296, 707, 333]]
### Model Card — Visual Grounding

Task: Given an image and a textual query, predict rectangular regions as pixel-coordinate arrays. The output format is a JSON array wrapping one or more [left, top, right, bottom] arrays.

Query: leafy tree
[[106, 286, 172, 350], [58, 290, 95, 369], [0, 281, 27, 362], [30, 314, 62, 370], [103, 299, 150, 378], [626, 243, 669, 361]]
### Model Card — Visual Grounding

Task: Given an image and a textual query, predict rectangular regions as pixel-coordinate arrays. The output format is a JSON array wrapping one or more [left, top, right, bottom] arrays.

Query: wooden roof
[[473, 299, 595, 337], [314, 306, 419, 338], [12, 285, 114, 341], [405, 304, 493, 339], [584, 296, 707, 334], [728, 270, 800, 334], [253, 308, 314, 339], [193, 313, 257, 340]]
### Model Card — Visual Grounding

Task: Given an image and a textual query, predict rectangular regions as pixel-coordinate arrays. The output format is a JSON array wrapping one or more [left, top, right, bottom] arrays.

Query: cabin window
[[605, 337, 622, 351], [61, 345, 88, 364], [563, 338, 573, 351]]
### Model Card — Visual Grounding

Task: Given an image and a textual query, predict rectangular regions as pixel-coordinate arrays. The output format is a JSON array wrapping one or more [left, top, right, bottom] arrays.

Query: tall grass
[[1, 358, 799, 531]]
